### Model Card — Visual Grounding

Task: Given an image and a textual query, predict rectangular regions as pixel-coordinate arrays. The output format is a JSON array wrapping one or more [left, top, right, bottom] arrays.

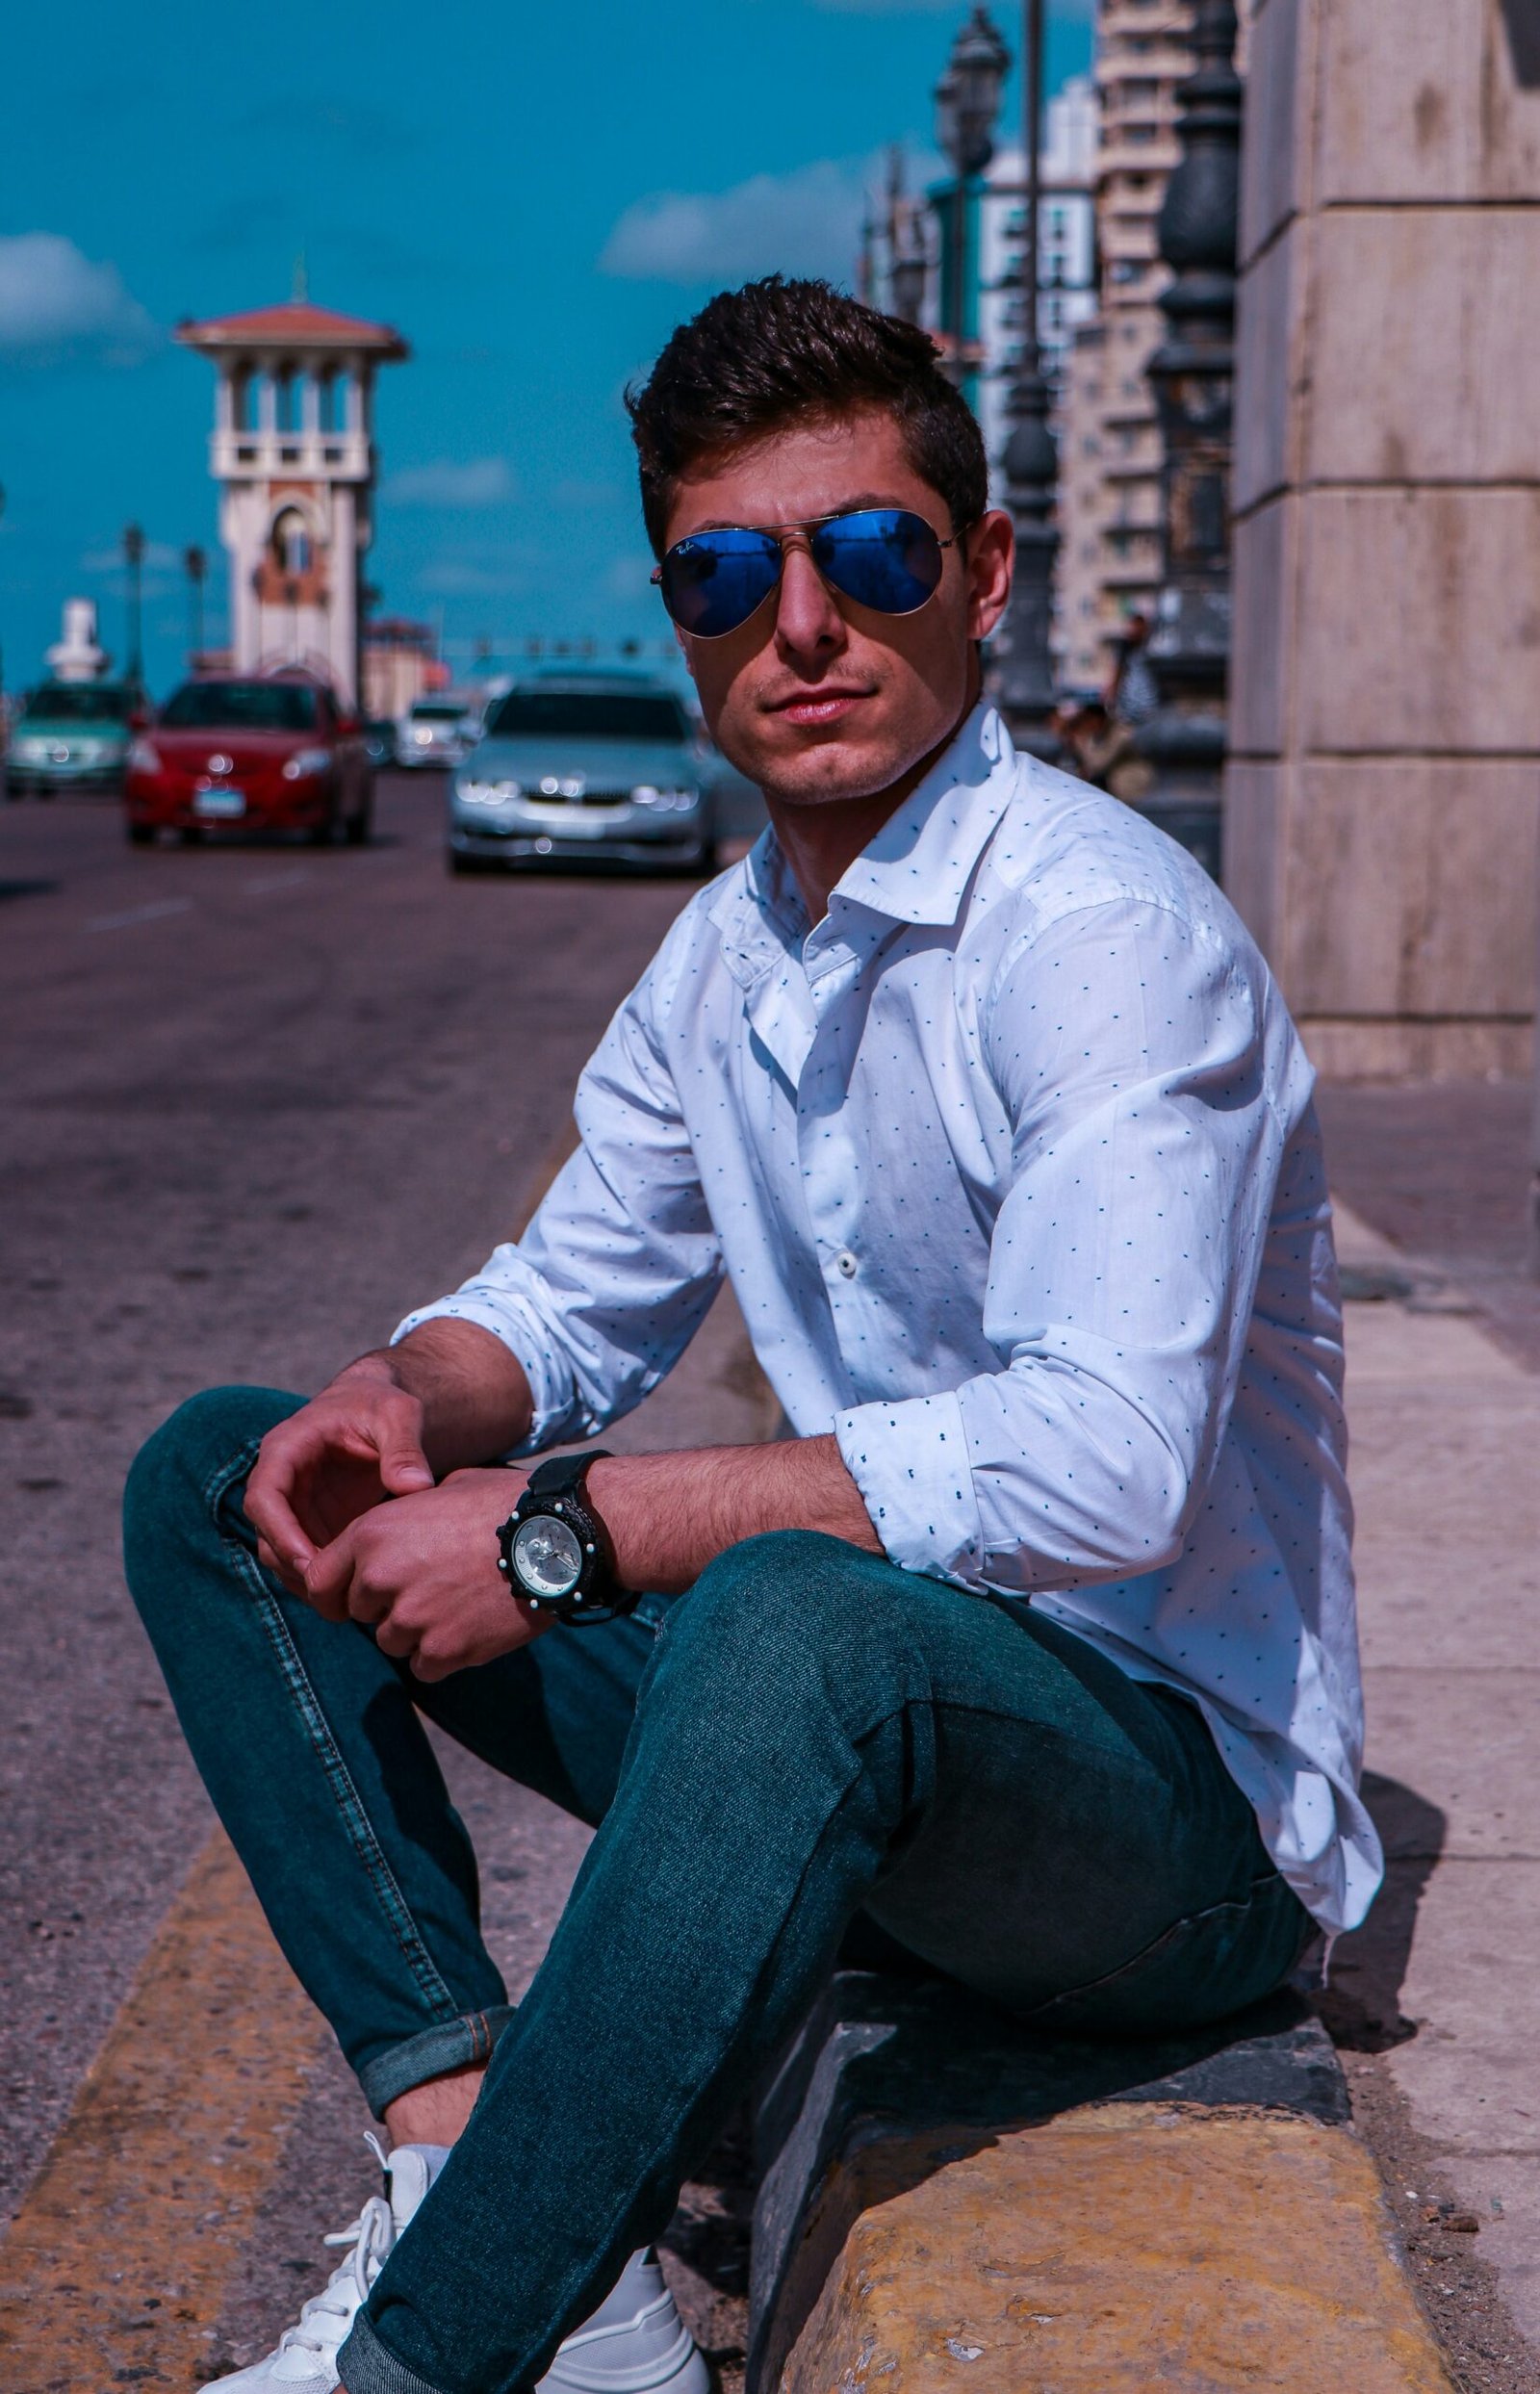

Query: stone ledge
[[750, 1971, 1451, 2391]]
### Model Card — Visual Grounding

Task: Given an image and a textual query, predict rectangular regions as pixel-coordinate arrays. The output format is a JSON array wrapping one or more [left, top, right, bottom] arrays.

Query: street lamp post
[[934, 7, 1009, 401], [1133, 0, 1243, 880], [184, 545, 207, 670], [994, 0, 1062, 760], [123, 522, 146, 689], [886, 147, 929, 328]]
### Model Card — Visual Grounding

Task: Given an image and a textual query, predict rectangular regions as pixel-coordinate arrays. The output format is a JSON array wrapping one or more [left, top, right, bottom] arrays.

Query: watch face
[[512, 1512, 584, 1601]]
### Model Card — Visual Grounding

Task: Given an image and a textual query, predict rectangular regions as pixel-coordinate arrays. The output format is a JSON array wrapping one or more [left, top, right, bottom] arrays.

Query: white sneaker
[[199, 2135, 427, 2391], [535, 2245, 709, 2393], [200, 2139, 708, 2394]]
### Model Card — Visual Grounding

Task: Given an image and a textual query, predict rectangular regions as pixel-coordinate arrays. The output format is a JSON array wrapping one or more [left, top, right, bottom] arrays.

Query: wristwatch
[[497, 1450, 634, 1626]]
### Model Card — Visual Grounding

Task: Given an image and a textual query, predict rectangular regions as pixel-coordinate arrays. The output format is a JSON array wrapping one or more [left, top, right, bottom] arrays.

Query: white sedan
[[395, 697, 475, 769]]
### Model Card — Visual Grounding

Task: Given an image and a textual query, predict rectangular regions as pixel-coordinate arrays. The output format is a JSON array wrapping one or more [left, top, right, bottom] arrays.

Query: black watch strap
[[526, 1449, 611, 1501], [500, 1449, 634, 1626]]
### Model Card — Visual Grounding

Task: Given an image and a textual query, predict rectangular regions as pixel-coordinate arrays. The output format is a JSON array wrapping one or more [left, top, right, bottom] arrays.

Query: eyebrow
[[688, 493, 912, 534]]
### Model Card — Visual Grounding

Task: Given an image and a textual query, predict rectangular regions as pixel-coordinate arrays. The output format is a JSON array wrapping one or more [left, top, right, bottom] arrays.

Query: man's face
[[660, 408, 1013, 810]]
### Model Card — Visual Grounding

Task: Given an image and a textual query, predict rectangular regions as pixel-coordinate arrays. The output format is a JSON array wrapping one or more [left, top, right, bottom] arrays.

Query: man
[[125, 276, 1380, 2394]]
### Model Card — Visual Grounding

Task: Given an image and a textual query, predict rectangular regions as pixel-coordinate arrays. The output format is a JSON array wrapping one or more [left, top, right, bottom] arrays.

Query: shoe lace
[[276, 2192, 395, 2360]]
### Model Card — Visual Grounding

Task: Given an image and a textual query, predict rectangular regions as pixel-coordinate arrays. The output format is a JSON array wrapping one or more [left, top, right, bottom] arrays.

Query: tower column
[[177, 294, 407, 699]]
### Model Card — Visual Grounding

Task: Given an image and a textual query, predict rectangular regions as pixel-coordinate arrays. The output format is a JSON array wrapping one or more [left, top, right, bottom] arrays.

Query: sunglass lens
[[810, 510, 944, 616], [659, 529, 783, 637]]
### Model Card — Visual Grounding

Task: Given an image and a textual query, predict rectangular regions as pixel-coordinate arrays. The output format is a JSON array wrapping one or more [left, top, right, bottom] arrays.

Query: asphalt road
[[0, 774, 767, 2367]]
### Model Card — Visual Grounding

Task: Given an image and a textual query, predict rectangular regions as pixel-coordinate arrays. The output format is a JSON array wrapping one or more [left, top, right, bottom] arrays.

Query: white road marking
[[86, 898, 194, 933], [243, 867, 311, 896]]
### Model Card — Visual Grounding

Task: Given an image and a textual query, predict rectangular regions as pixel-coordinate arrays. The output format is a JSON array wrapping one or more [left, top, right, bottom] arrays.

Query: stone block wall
[[1225, 0, 1540, 1078]]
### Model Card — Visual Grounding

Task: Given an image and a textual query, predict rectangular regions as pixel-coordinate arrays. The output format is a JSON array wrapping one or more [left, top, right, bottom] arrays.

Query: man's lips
[[763, 687, 875, 726]]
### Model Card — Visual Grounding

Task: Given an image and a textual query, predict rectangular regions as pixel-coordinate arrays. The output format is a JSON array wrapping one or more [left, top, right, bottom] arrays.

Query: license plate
[[193, 785, 245, 819]]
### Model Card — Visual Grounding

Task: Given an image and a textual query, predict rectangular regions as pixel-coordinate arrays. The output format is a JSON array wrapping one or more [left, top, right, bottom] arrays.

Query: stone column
[[1225, 0, 1540, 1080]]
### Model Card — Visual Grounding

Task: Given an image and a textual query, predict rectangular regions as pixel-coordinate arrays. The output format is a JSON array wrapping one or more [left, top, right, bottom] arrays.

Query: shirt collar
[[709, 702, 1019, 985], [830, 701, 1016, 928]]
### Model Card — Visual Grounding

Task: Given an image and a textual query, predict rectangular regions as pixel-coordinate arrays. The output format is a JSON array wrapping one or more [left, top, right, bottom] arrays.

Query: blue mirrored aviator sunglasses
[[652, 507, 964, 640]]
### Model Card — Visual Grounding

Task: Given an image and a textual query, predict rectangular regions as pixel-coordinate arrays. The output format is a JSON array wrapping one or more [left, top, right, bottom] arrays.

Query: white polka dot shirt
[[398, 705, 1380, 1937]]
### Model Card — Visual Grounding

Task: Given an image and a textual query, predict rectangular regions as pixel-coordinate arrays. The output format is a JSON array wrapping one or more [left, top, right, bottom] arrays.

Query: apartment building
[[1059, 0, 1196, 687]]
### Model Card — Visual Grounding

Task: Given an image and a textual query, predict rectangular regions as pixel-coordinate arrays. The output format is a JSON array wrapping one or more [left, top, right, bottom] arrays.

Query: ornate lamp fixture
[[1134, 0, 1243, 877], [934, 8, 1010, 388], [993, 0, 1060, 759]]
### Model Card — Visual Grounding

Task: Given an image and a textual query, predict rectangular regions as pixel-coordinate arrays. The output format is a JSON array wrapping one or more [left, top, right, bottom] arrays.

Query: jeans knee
[[660, 1531, 915, 1713], [123, 1385, 300, 1583]]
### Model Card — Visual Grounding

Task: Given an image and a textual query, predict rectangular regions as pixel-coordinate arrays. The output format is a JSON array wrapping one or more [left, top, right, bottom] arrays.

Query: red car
[[124, 672, 372, 846]]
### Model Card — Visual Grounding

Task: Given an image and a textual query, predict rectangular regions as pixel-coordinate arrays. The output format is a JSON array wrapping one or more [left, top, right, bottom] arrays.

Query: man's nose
[[774, 542, 846, 656]]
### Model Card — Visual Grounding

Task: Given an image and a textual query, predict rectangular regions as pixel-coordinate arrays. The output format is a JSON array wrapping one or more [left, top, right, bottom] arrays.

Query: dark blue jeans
[[124, 1387, 1310, 2394]]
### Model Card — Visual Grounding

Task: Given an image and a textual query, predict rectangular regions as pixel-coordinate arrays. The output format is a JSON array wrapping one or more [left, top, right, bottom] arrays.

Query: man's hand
[[244, 1361, 435, 1592], [244, 1320, 536, 1594], [299, 1468, 545, 1681]]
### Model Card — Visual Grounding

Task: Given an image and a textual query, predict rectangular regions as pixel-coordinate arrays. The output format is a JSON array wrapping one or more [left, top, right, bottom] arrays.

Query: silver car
[[396, 695, 475, 770], [448, 671, 717, 875]]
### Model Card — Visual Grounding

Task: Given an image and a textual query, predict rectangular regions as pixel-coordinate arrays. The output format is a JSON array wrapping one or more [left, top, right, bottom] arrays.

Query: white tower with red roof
[[176, 287, 408, 707]]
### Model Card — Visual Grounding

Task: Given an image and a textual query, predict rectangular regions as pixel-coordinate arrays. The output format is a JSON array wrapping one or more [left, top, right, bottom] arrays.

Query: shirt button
[[834, 1249, 859, 1280]]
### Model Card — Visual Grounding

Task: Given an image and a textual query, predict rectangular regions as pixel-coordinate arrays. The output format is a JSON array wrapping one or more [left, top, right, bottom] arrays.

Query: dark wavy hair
[[626, 275, 988, 556]]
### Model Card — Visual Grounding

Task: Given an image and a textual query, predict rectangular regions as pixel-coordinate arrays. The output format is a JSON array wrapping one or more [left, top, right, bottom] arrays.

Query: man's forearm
[[587, 1435, 882, 1595], [345, 1319, 535, 1477]]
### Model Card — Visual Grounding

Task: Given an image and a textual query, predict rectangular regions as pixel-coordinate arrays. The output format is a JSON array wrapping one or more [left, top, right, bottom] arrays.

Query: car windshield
[[160, 682, 320, 732], [21, 684, 132, 724], [411, 704, 465, 723], [488, 691, 687, 743]]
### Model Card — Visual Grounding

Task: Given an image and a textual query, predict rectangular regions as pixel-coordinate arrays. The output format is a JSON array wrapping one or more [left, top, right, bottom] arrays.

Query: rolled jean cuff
[[339, 2311, 451, 2394], [357, 2004, 518, 2117]]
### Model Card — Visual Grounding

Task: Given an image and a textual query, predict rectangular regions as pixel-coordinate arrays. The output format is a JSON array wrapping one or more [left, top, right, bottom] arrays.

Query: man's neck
[[760, 694, 976, 927]]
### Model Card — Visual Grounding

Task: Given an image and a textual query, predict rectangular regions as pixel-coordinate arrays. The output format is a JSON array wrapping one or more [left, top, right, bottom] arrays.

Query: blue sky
[[0, 0, 1092, 697]]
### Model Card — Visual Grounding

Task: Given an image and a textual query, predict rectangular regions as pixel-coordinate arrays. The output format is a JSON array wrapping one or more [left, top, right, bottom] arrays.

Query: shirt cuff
[[834, 1388, 985, 1584], [391, 1291, 575, 1456]]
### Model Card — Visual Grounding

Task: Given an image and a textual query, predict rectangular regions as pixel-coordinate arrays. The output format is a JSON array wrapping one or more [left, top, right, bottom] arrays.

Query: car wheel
[[178, 825, 204, 846], [344, 789, 373, 846], [126, 821, 154, 847], [449, 850, 492, 876], [307, 801, 339, 847]]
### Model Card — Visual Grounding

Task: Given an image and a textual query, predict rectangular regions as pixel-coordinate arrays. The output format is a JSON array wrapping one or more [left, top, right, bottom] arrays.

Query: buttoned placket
[[791, 904, 892, 1390]]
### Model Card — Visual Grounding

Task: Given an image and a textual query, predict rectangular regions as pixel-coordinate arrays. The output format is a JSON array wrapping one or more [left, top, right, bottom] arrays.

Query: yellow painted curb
[[0, 1831, 325, 2391], [782, 2104, 1454, 2391]]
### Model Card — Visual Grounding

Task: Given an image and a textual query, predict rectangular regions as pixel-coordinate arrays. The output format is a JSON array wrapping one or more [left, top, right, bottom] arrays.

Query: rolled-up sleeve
[[834, 899, 1285, 1593], [394, 961, 723, 1454]]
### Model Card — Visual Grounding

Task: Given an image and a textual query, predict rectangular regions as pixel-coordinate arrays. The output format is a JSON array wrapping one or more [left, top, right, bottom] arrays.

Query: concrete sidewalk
[[1323, 1200, 1540, 2384]]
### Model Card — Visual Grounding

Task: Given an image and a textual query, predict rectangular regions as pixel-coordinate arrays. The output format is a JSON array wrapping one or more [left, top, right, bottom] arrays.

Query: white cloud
[[382, 456, 517, 508], [603, 554, 656, 602], [82, 539, 181, 574], [416, 554, 533, 598], [554, 476, 624, 511], [601, 159, 869, 286], [0, 233, 158, 363]]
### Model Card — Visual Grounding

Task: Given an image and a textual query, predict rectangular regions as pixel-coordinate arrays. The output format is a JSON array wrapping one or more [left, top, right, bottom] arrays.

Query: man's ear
[[965, 508, 1014, 643]]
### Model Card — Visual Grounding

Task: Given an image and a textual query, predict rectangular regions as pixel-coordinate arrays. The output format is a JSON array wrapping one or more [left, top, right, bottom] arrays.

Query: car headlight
[[127, 737, 162, 772], [282, 748, 334, 782], [631, 784, 699, 811], [458, 778, 520, 806], [412, 726, 434, 744]]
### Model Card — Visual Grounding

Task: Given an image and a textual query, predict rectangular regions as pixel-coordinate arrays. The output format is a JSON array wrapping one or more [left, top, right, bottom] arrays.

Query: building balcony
[[210, 428, 373, 483]]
